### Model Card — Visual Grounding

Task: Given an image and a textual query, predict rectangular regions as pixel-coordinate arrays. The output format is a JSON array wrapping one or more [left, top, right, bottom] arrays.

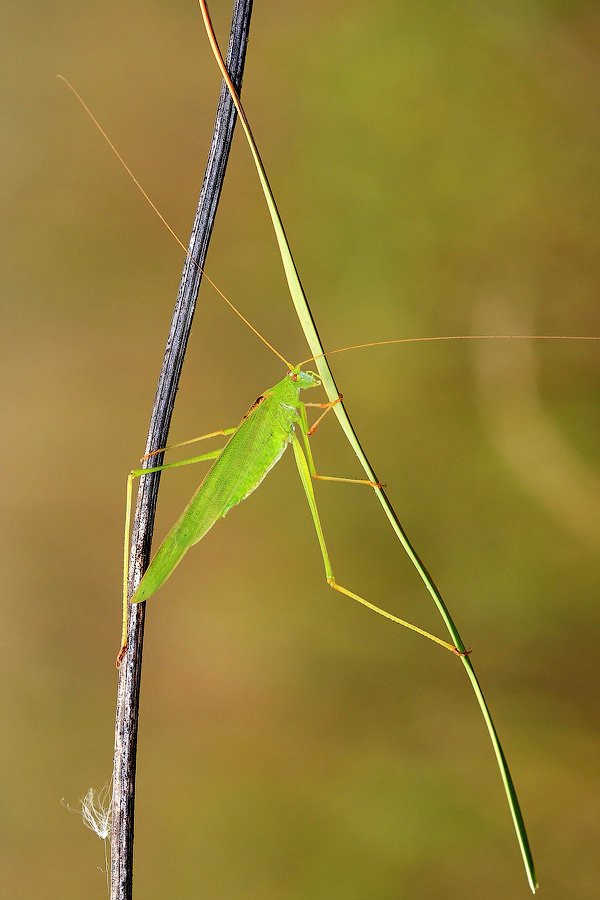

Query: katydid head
[[288, 367, 321, 390]]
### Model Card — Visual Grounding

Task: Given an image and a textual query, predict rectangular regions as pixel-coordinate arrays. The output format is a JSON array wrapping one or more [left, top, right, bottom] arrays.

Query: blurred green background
[[3, 1, 599, 898]]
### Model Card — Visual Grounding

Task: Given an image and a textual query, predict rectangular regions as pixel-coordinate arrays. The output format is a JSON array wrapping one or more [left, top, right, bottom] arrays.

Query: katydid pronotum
[[63, 2, 599, 893]]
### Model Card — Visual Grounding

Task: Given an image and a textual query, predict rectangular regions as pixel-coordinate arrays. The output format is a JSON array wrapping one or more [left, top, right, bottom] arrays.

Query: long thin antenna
[[299, 334, 600, 366], [57, 75, 292, 370]]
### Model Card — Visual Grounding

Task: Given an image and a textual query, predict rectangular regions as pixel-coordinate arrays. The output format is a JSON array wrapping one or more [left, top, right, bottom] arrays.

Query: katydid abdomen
[[131, 369, 320, 604]]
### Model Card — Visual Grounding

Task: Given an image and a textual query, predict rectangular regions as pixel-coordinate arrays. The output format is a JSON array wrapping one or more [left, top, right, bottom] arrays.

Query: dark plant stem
[[110, 3, 253, 897]]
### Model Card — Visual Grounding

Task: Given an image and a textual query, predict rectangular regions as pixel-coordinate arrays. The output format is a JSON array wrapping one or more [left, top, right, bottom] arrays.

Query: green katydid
[[123, 365, 463, 657]]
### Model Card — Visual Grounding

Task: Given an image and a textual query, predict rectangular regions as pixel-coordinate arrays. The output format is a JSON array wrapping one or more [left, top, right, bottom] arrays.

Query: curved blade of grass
[[198, 1, 537, 891]]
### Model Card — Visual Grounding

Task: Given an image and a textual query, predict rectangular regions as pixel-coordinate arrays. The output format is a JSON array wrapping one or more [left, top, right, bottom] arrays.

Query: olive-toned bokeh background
[[3, 2, 599, 898]]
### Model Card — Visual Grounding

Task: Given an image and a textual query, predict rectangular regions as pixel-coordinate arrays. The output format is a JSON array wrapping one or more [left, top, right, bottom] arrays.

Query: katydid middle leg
[[299, 403, 383, 490], [142, 426, 236, 461]]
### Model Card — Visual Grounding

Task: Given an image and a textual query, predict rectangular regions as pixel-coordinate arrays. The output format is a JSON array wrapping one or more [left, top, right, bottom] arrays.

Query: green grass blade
[[462, 655, 538, 893], [199, 2, 537, 890]]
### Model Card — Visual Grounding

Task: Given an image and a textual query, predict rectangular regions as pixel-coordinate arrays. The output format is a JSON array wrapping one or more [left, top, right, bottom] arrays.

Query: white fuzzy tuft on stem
[[79, 785, 112, 840]]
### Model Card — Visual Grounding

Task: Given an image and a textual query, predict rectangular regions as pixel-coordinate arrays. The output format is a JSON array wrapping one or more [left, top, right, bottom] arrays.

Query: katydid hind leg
[[290, 434, 458, 654]]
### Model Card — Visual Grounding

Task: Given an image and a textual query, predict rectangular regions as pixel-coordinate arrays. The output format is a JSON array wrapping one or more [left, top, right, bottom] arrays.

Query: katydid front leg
[[304, 395, 343, 436]]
